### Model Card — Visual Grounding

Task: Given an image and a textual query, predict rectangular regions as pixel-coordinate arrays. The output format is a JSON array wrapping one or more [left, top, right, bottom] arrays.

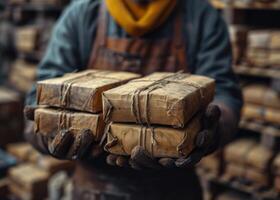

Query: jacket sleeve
[[193, 1, 243, 118], [25, 4, 82, 106], [191, 1, 243, 145]]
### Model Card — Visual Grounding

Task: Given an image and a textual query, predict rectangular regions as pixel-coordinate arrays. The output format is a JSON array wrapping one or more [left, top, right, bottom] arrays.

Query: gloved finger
[[116, 156, 129, 167], [131, 146, 162, 170], [195, 130, 211, 148], [24, 106, 36, 121], [204, 104, 221, 129], [175, 149, 205, 168], [90, 144, 104, 158], [48, 130, 74, 159], [158, 158, 176, 168], [129, 159, 143, 170], [67, 129, 94, 160], [106, 154, 118, 166]]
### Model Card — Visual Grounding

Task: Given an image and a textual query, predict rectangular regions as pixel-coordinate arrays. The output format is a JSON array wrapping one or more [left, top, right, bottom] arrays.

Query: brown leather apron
[[87, 1, 188, 75], [73, 1, 202, 200]]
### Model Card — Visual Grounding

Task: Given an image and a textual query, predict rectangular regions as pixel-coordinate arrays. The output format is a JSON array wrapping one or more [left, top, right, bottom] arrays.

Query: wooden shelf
[[211, 0, 280, 10], [210, 177, 279, 200], [234, 65, 280, 79]]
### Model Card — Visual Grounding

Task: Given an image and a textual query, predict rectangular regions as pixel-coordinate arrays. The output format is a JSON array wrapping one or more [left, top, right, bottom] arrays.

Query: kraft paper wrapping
[[242, 104, 280, 124], [245, 145, 273, 171], [37, 70, 140, 113], [105, 115, 201, 158], [224, 139, 257, 165], [243, 85, 280, 109], [34, 108, 105, 142], [103, 72, 215, 128]]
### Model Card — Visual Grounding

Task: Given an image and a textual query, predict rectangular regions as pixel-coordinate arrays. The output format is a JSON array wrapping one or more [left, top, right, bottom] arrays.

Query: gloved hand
[[24, 106, 102, 160], [106, 104, 221, 170]]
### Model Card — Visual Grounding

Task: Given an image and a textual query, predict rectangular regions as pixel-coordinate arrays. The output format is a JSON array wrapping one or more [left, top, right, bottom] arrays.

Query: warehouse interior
[[0, 0, 280, 199]]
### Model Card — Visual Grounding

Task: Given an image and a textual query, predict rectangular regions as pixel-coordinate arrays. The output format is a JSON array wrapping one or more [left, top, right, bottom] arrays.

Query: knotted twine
[[104, 71, 206, 157]]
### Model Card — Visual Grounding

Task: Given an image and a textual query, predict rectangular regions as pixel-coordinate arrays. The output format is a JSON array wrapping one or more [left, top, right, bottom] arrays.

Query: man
[[24, 0, 243, 199]]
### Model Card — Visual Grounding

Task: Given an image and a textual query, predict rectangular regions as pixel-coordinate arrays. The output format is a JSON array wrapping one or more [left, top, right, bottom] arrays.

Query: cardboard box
[[9, 164, 49, 200], [9, 60, 37, 93], [35, 108, 105, 141], [0, 87, 22, 120], [103, 72, 215, 127], [37, 70, 140, 113], [243, 85, 280, 109], [224, 139, 257, 165], [242, 104, 280, 124], [245, 145, 273, 171], [16, 26, 40, 53], [7, 143, 39, 162], [105, 115, 201, 158]]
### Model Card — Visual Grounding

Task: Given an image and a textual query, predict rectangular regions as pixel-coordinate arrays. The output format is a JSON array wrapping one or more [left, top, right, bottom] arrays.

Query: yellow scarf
[[105, 0, 177, 37]]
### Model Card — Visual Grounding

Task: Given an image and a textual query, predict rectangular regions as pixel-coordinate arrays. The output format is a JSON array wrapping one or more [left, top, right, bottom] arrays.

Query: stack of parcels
[[103, 72, 215, 158], [0, 87, 23, 147], [9, 59, 37, 93], [242, 84, 280, 125], [229, 26, 248, 65], [273, 153, 280, 193], [246, 30, 280, 69], [7, 143, 75, 200], [223, 139, 274, 188], [35, 70, 140, 149], [198, 150, 224, 176]]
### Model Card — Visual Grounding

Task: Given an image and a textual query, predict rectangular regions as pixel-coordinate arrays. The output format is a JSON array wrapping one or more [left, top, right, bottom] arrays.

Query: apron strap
[[172, 1, 189, 72], [87, 0, 108, 69]]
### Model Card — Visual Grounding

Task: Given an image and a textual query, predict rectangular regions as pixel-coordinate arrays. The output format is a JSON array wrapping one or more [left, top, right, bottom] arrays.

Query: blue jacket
[[26, 0, 243, 118]]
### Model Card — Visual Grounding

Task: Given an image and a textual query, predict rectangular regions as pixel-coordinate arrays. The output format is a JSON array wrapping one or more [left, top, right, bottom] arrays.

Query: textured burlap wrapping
[[242, 104, 280, 124], [105, 114, 201, 158], [243, 85, 280, 109], [34, 108, 105, 141], [103, 72, 215, 128], [36, 70, 140, 113]]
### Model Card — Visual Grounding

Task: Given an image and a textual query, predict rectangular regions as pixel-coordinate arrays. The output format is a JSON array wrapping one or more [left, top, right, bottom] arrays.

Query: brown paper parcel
[[105, 115, 201, 158], [103, 72, 215, 128], [37, 70, 140, 113], [35, 108, 105, 141]]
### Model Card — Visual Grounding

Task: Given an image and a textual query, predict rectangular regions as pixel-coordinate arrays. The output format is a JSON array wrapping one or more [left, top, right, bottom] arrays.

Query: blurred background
[[0, 0, 280, 199]]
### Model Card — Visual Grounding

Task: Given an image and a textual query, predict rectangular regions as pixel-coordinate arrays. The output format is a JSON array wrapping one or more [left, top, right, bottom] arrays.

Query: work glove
[[24, 106, 102, 160], [106, 104, 221, 170]]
